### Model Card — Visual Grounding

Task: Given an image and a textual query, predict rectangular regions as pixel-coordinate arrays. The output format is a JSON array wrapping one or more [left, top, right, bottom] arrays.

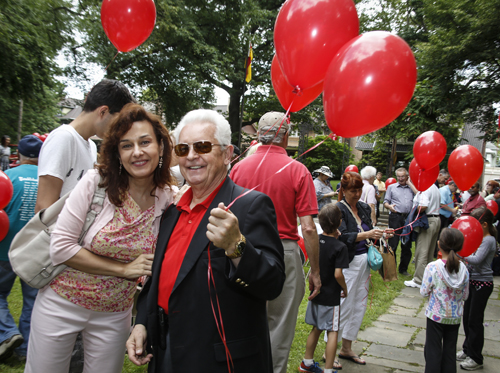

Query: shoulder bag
[[9, 179, 105, 289]]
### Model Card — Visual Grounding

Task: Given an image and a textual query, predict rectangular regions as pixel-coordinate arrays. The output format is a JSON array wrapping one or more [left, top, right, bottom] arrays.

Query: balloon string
[[207, 244, 234, 373], [226, 133, 336, 210], [105, 50, 120, 72]]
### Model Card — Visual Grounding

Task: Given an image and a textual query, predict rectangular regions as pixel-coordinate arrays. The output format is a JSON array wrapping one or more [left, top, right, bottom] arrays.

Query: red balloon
[[33, 132, 41, 138], [409, 159, 439, 192], [486, 200, 499, 216], [345, 165, 358, 173], [274, 0, 359, 90], [297, 237, 308, 262], [451, 216, 484, 257], [324, 32, 417, 138], [0, 210, 8, 241], [101, 0, 156, 52], [448, 145, 483, 192], [413, 131, 447, 170], [0, 171, 13, 210], [39, 135, 47, 142], [385, 177, 397, 189], [250, 140, 258, 147], [271, 55, 323, 113]]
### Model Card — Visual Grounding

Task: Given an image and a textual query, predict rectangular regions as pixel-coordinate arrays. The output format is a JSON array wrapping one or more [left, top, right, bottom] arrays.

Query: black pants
[[462, 281, 493, 365], [424, 318, 460, 373], [388, 213, 412, 273]]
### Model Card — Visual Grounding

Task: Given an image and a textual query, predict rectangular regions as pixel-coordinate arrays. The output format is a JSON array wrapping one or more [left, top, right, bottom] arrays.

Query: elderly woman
[[25, 104, 177, 373], [325, 172, 393, 366], [313, 166, 337, 211]]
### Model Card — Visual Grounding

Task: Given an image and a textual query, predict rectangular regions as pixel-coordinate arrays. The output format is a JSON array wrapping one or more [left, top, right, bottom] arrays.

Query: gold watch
[[226, 234, 246, 259]]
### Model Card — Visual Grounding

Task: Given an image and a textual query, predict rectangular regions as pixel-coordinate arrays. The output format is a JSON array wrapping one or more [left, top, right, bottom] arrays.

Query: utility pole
[[17, 99, 23, 142]]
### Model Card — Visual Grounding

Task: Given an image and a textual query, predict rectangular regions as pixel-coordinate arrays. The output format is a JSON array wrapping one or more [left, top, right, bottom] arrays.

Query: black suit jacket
[[135, 177, 285, 372]]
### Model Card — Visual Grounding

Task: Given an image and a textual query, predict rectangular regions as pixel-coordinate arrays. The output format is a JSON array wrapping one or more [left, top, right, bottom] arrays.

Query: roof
[[58, 97, 84, 109], [60, 106, 82, 120], [356, 121, 485, 154]]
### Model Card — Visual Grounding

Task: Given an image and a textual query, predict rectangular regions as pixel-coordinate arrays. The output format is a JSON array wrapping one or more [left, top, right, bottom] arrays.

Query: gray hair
[[19, 154, 37, 162], [173, 109, 231, 148], [360, 166, 377, 180], [258, 131, 286, 145], [395, 167, 408, 176]]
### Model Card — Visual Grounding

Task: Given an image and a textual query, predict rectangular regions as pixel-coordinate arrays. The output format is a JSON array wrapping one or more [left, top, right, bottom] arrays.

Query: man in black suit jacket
[[126, 109, 286, 373]]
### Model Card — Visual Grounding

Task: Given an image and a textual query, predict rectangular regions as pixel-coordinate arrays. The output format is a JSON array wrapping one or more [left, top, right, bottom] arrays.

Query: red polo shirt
[[231, 145, 318, 241], [158, 180, 224, 313]]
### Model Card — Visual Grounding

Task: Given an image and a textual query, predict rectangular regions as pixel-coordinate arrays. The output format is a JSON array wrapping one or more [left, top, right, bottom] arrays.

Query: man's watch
[[226, 234, 246, 259]]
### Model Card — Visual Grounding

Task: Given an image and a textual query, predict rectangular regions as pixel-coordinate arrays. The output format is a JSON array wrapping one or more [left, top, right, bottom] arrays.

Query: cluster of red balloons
[[410, 131, 446, 192], [101, 0, 156, 52], [273, 0, 417, 138], [0, 170, 13, 241]]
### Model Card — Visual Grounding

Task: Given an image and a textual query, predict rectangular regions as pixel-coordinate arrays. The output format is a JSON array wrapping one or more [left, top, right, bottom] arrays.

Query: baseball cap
[[18, 135, 43, 158], [257, 112, 291, 133]]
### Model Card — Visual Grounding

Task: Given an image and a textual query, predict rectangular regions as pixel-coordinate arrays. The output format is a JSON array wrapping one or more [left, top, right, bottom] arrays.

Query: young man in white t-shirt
[[35, 79, 135, 213]]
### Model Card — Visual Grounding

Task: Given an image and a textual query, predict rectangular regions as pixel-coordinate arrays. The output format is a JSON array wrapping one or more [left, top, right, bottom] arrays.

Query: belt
[[427, 214, 440, 217], [391, 212, 409, 217]]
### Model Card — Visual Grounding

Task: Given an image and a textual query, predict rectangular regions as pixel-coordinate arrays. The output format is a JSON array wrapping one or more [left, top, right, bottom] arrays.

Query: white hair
[[258, 131, 286, 145], [173, 109, 231, 148], [19, 154, 37, 162], [360, 166, 377, 180]]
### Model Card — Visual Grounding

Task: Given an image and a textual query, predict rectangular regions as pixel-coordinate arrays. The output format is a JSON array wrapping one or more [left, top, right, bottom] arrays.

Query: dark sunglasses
[[174, 141, 222, 157]]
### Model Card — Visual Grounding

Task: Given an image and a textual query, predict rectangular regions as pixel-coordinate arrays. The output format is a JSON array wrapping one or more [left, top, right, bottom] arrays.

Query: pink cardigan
[[51, 169, 177, 266]]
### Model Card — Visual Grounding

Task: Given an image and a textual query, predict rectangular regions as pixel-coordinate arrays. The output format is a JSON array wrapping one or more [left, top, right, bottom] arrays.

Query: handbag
[[9, 179, 105, 289], [340, 200, 382, 270], [367, 242, 383, 271], [378, 238, 398, 281]]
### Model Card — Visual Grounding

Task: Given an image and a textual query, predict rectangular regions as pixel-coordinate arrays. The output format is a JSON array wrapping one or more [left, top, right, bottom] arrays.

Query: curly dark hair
[[97, 103, 173, 206]]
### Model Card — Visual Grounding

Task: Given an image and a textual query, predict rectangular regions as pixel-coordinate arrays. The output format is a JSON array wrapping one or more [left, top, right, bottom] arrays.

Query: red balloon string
[[105, 50, 120, 71], [207, 244, 234, 373], [226, 133, 336, 211]]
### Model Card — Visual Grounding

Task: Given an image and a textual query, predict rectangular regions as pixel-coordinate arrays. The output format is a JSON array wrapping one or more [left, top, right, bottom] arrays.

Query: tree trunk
[[387, 136, 397, 176], [17, 99, 23, 142], [227, 81, 243, 144]]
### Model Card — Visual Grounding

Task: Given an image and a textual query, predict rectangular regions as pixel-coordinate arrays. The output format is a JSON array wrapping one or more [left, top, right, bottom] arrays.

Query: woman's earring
[[159, 156, 163, 169]]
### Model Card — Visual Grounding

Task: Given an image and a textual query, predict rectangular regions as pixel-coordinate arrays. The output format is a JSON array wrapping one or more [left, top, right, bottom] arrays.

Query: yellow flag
[[245, 44, 253, 83]]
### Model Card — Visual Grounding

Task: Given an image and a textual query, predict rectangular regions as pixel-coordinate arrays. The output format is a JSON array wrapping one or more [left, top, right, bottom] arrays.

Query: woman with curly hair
[[26, 103, 177, 373]]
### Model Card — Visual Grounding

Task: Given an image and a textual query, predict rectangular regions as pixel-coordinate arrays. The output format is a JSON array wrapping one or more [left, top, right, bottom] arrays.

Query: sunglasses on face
[[174, 141, 222, 157]]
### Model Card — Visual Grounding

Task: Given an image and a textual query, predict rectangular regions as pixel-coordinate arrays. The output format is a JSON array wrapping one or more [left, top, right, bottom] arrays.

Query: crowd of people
[[0, 79, 497, 373]]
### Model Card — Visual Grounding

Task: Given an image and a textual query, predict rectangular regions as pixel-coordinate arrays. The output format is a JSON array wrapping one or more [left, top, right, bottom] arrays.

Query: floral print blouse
[[50, 193, 156, 312]]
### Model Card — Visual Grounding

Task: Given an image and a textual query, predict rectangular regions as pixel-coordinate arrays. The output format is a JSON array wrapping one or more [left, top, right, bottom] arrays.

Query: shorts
[[305, 302, 340, 332]]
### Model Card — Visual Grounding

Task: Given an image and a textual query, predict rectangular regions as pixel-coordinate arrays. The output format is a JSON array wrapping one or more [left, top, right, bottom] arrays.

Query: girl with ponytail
[[420, 228, 469, 373], [457, 206, 497, 370]]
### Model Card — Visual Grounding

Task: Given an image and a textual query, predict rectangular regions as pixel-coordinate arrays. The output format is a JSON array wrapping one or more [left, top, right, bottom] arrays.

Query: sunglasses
[[174, 141, 222, 157]]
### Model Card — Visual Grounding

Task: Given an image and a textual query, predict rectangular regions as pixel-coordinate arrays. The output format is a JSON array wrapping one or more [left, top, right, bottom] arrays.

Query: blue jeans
[[0, 260, 38, 356]]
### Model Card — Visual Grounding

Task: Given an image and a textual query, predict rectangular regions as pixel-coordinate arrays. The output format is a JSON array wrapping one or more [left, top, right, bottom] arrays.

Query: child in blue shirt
[[420, 228, 469, 373], [299, 204, 349, 373]]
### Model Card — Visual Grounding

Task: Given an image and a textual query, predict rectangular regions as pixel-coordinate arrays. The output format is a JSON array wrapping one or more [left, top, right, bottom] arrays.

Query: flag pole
[[238, 40, 252, 149]]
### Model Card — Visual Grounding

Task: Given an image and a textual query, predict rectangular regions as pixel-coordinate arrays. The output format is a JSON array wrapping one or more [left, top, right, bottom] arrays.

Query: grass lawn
[[4, 244, 488, 373]]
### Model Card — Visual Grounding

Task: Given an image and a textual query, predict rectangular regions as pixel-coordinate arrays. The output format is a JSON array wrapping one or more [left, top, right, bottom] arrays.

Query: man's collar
[[256, 144, 287, 155]]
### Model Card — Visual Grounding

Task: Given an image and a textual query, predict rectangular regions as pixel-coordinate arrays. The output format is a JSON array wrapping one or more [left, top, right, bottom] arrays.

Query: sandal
[[338, 354, 366, 365], [333, 359, 342, 370]]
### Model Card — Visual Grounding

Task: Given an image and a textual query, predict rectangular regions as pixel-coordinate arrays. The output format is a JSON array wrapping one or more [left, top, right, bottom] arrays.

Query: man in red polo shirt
[[127, 109, 285, 372], [231, 112, 321, 373]]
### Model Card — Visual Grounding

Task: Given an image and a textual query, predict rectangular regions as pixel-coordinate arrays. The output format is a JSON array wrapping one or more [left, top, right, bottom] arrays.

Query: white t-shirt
[[413, 184, 441, 214], [361, 179, 377, 205], [38, 125, 97, 197]]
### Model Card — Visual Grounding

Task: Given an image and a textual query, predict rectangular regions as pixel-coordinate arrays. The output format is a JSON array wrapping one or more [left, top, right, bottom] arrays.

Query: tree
[[0, 0, 73, 139], [70, 0, 282, 135], [299, 135, 353, 178]]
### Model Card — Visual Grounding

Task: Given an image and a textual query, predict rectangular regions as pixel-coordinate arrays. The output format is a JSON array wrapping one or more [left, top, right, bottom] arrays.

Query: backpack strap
[[78, 176, 106, 245]]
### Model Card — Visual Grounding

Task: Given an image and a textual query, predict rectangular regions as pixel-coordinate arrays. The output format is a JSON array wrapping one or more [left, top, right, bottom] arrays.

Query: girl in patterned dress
[[420, 228, 469, 373]]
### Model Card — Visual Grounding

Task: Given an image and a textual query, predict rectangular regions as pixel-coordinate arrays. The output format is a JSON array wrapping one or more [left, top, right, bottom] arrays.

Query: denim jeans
[[0, 260, 38, 356]]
